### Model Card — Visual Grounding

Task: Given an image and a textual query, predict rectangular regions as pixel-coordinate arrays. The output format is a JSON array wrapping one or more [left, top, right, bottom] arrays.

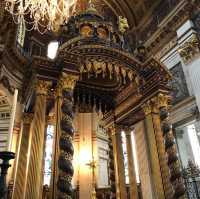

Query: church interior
[[1, 0, 200, 199]]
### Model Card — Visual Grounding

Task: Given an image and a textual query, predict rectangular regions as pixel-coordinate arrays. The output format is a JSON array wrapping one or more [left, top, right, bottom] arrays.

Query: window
[[43, 125, 54, 186], [175, 121, 200, 168], [131, 132, 140, 183], [47, 41, 59, 59], [121, 131, 140, 185]]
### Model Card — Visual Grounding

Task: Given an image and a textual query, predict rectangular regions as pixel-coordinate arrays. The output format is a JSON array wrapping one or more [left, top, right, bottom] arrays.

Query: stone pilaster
[[158, 94, 186, 199], [56, 73, 78, 199], [110, 125, 127, 199], [142, 97, 173, 199], [124, 128, 138, 199], [12, 113, 33, 199], [25, 80, 50, 199]]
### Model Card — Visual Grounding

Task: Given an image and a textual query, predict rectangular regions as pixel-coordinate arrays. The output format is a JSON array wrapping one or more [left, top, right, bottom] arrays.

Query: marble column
[[110, 125, 127, 199], [12, 113, 33, 199], [124, 128, 138, 199], [142, 99, 173, 199], [25, 80, 50, 199], [56, 73, 78, 199]]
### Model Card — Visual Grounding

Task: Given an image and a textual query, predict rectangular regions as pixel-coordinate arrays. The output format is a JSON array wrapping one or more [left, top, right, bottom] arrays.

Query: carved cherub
[[118, 16, 129, 33]]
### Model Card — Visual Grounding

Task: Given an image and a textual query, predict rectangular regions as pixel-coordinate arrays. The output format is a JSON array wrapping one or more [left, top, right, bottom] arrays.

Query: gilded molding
[[35, 80, 51, 95], [178, 34, 200, 63]]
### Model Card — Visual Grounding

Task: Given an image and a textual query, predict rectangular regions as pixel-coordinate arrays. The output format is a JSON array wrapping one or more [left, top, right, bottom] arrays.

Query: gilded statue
[[118, 16, 129, 33]]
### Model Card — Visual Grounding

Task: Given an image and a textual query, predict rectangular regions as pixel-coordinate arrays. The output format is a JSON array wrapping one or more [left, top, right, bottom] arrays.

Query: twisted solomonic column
[[57, 73, 78, 199], [108, 134, 116, 199], [158, 94, 186, 199]]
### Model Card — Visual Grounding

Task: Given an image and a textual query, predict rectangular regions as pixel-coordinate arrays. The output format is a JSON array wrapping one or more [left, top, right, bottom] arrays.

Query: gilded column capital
[[35, 80, 51, 95], [142, 100, 152, 115], [60, 73, 79, 90], [178, 34, 200, 64], [157, 93, 170, 109], [142, 94, 170, 115], [23, 113, 34, 124]]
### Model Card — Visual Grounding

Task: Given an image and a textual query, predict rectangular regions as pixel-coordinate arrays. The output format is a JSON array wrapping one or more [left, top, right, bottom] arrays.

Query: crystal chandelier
[[4, 0, 77, 34]]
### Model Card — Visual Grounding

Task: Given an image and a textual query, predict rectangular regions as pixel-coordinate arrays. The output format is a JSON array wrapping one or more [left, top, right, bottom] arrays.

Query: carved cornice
[[178, 34, 200, 63], [143, 0, 196, 56]]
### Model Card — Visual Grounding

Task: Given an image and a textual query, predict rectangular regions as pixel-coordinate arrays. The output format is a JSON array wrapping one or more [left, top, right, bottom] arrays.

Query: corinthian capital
[[36, 80, 51, 95], [142, 101, 152, 115], [142, 93, 170, 115], [60, 73, 79, 90], [178, 34, 200, 64], [157, 93, 170, 108]]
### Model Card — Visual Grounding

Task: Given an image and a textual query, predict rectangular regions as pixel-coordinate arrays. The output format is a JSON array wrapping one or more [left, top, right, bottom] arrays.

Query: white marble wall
[[177, 20, 200, 111]]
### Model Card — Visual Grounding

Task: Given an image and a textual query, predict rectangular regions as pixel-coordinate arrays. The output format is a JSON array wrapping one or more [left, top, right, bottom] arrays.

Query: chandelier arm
[[5, 0, 77, 32]]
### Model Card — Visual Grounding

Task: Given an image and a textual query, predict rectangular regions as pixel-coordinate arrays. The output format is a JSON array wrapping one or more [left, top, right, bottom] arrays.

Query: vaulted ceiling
[[103, 0, 161, 27], [76, 0, 161, 28]]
